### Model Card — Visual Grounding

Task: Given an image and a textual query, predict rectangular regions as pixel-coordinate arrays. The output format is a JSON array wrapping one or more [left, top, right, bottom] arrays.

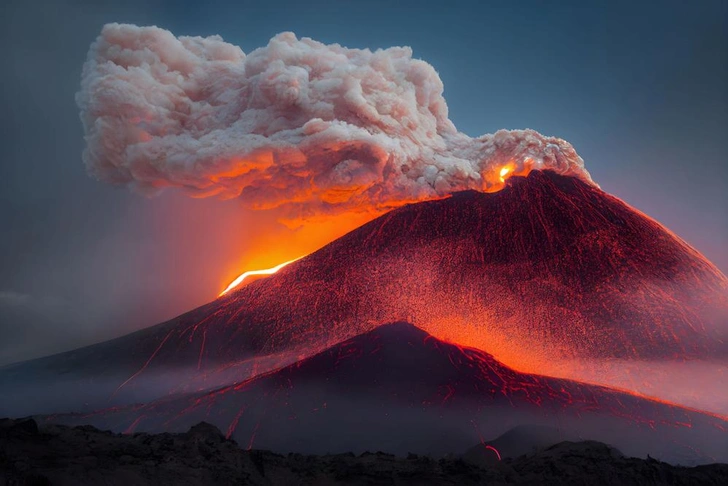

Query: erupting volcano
[[1, 23, 726, 473], [208, 170, 727, 365], [2, 170, 726, 420]]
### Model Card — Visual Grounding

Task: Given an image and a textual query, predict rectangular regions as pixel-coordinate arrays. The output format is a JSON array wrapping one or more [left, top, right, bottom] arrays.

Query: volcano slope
[[47, 323, 728, 465], [192, 170, 728, 364], [1, 170, 726, 415]]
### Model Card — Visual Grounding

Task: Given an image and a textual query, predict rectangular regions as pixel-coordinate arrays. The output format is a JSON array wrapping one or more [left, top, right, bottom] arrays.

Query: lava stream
[[220, 257, 304, 296]]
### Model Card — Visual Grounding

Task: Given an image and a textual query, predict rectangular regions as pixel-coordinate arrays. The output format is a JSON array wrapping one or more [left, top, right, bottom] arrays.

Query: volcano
[[47, 323, 728, 464], [1, 170, 726, 416], [215, 170, 727, 360]]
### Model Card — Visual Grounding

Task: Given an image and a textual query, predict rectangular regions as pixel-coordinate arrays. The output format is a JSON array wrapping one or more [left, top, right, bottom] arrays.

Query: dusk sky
[[1, 0, 726, 365]]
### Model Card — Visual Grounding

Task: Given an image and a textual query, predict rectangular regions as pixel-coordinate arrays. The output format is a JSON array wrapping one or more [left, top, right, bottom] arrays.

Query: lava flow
[[220, 257, 304, 296]]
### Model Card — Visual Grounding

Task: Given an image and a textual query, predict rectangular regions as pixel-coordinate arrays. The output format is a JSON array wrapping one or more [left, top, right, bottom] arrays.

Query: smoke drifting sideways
[[77, 23, 593, 221]]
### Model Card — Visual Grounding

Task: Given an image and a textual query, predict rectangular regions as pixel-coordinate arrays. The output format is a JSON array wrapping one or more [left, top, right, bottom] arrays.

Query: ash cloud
[[77, 24, 593, 218]]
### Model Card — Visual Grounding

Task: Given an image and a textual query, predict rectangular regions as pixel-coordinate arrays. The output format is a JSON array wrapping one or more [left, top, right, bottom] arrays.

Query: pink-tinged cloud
[[77, 24, 592, 218]]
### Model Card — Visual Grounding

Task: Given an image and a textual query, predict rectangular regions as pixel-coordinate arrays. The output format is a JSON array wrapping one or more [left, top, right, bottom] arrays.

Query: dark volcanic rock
[[1, 419, 727, 486]]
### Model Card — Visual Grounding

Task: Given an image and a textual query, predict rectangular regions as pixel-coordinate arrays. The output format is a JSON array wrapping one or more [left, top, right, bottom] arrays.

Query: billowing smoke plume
[[77, 23, 593, 217]]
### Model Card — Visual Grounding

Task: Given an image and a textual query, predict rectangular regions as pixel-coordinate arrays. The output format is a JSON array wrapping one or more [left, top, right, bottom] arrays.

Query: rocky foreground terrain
[[1, 418, 727, 485]]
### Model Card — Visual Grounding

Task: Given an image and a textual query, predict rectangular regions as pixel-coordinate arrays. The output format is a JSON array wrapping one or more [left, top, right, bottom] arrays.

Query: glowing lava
[[220, 257, 303, 296], [499, 166, 511, 182], [485, 445, 502, 461]]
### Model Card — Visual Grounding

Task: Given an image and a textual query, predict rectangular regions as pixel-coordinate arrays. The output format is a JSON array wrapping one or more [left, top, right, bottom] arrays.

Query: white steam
[[77, 23, 593, 216]]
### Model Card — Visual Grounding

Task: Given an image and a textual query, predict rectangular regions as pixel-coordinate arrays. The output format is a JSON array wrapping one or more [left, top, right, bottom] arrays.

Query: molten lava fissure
[[220, 257, 304, 296]]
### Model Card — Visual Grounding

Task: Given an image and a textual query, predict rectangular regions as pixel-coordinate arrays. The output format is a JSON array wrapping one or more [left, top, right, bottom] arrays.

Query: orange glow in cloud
[[217, 209, 378, 297]]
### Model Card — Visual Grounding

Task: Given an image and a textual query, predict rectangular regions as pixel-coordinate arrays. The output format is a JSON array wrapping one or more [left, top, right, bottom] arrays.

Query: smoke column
[[78, 23, 593, 219]]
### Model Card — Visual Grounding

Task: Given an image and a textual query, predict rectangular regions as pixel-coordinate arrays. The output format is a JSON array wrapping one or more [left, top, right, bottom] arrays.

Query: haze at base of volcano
[[43, 322, 728, 465]]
